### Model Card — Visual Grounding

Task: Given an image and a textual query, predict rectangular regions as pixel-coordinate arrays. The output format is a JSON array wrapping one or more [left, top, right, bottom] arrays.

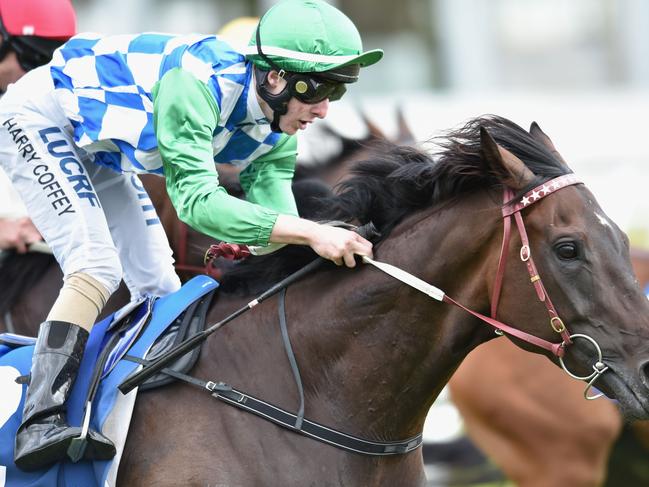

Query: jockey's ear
[[480, 126, 535, 191], [529, 121, 571, 169]]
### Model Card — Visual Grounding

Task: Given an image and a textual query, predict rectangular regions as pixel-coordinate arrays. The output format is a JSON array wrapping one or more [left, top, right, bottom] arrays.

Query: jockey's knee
[[47, 259, 121, 331], [65, 272, 113, 313], [81, 253, 124, 298]]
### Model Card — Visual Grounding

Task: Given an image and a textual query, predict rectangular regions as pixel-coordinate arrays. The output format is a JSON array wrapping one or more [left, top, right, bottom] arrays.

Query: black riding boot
[[14, 321, 116, 471]]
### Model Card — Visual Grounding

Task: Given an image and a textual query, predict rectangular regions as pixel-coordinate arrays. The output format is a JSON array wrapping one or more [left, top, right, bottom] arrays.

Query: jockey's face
[[0, 47, 26, 93], [278, 95, 329, 135]]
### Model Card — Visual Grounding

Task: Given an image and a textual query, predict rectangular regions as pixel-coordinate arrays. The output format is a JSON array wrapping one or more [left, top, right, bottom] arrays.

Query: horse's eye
[[555, 242, 579, 260]]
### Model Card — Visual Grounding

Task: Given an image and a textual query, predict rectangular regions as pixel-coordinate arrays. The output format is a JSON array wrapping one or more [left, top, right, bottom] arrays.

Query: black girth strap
[[278, 287, 305, 429], [123, 355, 423, 456]]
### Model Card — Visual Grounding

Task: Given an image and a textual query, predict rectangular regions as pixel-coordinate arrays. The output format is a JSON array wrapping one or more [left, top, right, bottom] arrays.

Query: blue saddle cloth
[[0, 275, 218, 487]]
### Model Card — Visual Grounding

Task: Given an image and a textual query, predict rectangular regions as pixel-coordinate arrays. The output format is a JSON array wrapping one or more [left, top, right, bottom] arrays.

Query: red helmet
[[0, 0, 76, 72], [0, 0, 76, 39]]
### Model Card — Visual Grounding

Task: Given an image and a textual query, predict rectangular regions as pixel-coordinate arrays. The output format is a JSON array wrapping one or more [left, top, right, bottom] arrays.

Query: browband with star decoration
[[502, 174, 582, 216]]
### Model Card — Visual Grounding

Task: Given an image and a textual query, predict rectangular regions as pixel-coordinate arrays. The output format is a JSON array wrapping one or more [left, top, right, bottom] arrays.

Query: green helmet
[[244, 0, 383, 78]]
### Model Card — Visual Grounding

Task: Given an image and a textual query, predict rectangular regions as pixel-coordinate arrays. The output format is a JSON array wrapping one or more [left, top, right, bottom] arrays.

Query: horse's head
[[480, 121, 649, 419], [327, 115, 649, 421]]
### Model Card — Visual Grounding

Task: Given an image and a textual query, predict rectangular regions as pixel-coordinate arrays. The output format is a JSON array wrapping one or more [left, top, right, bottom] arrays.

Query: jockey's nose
[[311, 98, 329, 119]]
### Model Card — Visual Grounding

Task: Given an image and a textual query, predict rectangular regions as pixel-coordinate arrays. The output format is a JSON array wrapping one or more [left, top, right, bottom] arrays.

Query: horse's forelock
[[436, 116, 570, 192]]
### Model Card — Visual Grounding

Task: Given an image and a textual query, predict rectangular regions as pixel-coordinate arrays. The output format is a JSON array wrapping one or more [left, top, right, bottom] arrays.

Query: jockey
[[0, 0, 75, 252], [1, 0, 382, 471]]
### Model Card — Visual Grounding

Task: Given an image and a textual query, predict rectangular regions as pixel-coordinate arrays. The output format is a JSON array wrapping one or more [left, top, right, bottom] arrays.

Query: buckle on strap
[[206, 380, 232, 392], [550, 316, 566, 333]]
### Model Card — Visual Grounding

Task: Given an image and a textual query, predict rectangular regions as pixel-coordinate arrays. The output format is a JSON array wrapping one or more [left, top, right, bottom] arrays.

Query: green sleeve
[[153, 67, 280, 245], [238, 134, 299, 217]]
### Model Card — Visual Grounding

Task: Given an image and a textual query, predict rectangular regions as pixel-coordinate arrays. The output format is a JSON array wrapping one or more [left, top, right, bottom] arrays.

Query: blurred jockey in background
[[0, 0, 76, 253]]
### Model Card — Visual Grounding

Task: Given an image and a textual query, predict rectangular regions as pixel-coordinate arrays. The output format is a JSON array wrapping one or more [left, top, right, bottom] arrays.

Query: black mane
[[219, 115, 570, 295]]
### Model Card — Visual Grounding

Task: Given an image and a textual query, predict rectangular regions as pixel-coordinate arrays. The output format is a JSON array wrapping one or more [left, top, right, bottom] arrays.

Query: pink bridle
[[443, 174, 583, 358], [493, 174, 582, 348]]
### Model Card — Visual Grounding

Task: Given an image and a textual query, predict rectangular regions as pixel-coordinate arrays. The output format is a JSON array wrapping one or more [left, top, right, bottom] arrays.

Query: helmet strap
[[254, 23, 294, 133], [254, 65, 291, 133]]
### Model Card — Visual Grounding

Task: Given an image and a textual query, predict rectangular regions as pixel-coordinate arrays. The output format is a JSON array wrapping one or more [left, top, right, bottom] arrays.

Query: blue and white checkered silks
[[50, 33, 282, 176]]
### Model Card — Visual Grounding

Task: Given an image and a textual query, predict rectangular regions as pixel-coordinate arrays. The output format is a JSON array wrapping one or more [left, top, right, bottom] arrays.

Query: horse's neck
[[311, 198, 502, 437], [199, 193, 502, 443]]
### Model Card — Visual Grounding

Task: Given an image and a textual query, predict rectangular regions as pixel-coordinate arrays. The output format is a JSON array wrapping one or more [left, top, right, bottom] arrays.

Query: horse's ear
[[395, 106, 416, 145], [360, 111, 386, 140], [480, 126, 535, 190], [529, 121, 570, 168]]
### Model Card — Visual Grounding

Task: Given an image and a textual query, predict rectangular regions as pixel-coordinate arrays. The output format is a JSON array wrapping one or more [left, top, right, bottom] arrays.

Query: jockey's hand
[[270, 214, 373, 268], [307, 223, 372, 267], [0, 217, 42, 253]]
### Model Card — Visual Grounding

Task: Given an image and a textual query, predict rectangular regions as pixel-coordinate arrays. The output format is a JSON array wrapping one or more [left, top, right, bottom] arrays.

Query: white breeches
[[0, 67, 181, 301]]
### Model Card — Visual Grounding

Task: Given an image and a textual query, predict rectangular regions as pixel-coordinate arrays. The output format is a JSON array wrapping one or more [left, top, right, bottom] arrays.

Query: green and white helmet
[[244, 0, 382, 76], [242, 0, 383, 132]]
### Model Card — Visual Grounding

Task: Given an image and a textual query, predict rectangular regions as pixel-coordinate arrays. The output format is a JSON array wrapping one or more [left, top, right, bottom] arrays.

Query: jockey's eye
[[555, 241, 579, 260]]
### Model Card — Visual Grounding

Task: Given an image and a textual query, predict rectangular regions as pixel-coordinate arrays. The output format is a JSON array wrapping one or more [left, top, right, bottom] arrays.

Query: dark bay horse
[[117, 116, 649, 486]]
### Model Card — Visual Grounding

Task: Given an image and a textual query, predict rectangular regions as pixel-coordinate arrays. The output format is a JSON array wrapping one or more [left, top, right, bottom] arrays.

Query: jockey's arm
[[154, 67, 282, 246], [238, 135, 298, 217], [154, 67, 372, 265]]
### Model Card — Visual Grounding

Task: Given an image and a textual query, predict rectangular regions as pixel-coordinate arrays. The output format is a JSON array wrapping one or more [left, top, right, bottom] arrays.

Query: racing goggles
[[11, 38, 57, 72], [0, 16, 62, 72], [286, 73, 346, 104]]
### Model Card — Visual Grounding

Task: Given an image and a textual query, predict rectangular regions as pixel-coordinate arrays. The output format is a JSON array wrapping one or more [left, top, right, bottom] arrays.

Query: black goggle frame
[[254, 22, 346, 105], [285, 72, 346, 104], [0, 18, 60, 72]]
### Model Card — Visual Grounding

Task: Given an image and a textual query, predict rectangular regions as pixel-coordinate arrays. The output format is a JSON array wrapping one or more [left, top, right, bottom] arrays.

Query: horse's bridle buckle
[[550, 316, 566, 333]]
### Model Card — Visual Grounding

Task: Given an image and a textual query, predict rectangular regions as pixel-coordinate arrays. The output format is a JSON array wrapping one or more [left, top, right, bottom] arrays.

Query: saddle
[[0, 283, 215, 392], [0, 275, 218, 487]]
